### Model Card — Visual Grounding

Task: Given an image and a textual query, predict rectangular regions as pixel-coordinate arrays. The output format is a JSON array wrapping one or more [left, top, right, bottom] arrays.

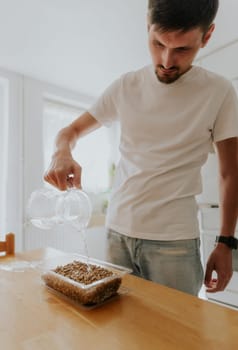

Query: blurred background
[[0, 0, 237, 255]]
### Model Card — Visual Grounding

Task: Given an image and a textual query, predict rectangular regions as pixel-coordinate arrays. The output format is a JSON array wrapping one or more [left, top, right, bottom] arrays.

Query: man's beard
[[155, 66, 181, 84]]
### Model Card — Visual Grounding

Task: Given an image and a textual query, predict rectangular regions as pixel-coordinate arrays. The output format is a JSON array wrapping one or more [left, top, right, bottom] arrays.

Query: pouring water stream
[[27, 187, 93, 271]]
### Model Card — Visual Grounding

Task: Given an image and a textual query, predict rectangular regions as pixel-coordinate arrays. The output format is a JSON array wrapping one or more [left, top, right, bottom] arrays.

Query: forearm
[[44, 112, 101, 190], [205, 138, 238, 292], [53, 111, 101, 158], [205, 173, 237, 293], [216, 137, 238, 236], [53, 126, 78, 159]]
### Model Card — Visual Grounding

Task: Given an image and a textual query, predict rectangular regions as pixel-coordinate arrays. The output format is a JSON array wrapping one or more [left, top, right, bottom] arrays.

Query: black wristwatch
[[215, 235, 238, 250]]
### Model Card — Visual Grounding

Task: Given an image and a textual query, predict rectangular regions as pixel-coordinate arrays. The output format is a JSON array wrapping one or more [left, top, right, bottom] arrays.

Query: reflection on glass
[[27, 188, 60, 229], [55, 188, 92, 230], [27, 188, 92, 231]]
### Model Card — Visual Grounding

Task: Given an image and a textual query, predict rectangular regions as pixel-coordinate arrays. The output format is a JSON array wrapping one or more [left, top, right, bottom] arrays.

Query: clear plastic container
[[40, 254, 132, 306]]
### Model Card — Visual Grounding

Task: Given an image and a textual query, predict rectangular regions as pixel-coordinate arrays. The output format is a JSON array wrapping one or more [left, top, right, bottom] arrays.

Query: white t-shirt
[[88, 65, 238, 240]]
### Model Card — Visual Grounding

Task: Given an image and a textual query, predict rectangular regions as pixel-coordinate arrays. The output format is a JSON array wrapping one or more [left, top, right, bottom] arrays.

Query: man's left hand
[[204, 243, 233, 293]]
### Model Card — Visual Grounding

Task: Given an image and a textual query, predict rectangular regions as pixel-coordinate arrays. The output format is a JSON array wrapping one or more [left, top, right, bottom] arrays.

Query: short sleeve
[[87, 78, 121, 127], [213, 84, 238, 142]]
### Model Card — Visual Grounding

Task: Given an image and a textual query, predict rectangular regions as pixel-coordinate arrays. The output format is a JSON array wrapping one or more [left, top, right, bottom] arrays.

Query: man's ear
[[201, 23, 215, 48]]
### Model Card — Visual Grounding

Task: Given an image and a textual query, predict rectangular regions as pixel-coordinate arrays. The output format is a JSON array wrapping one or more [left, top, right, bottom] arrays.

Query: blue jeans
[[106, 229, 204, 296]]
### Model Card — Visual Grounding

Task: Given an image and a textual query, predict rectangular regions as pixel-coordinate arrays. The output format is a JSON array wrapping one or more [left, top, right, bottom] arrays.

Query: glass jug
[[27, 187, 92, 231]]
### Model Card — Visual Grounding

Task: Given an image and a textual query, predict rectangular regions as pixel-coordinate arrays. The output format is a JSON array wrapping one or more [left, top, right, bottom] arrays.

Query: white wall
[[0, 68, 24, 250], [0, 0, 237, 97], [0, 1, 238, 251], [0, 0, 149, 97]]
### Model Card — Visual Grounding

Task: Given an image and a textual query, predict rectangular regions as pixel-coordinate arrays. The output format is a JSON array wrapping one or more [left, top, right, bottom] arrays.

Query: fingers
[[204, 245, 233, 293], [204, 264, 213, 289], [205, 272, 232, 293], [44, 165, 82, 191], [66, 174, 81, 189], [70, 167, 82, 189], [56, 171, 71, 191], [205, 280, 228, 293], [44, 171, 64, 189], [205, 278, 224, 293], [205, 278, 218, 293]]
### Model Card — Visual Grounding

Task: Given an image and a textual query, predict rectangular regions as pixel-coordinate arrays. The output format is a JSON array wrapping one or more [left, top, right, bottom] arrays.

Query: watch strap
[[215, 235, 238, 250]]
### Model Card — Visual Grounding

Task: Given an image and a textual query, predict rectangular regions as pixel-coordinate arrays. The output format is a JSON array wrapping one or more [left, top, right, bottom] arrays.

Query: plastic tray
[[40, 253, 132, 306]]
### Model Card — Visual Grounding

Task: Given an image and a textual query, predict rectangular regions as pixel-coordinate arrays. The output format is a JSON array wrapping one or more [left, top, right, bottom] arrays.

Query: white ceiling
[[0, 0, 237, 97]]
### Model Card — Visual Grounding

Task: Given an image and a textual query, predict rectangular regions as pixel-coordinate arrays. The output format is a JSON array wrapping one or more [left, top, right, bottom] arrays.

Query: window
[[43, 100, 113, 192], [23, 77, 121, 252]]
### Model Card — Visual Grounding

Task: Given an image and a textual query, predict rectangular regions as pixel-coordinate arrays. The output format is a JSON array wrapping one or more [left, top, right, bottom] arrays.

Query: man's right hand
[[44, 153, 82, 191], [44, 112, 101, 191]]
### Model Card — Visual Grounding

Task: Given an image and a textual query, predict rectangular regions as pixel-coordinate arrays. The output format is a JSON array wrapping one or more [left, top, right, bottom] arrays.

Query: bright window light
[[43, 100, 112, 193]]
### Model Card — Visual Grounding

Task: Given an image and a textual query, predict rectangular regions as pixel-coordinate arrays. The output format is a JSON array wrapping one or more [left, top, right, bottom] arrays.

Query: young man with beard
[[44, 0, 238, 296]]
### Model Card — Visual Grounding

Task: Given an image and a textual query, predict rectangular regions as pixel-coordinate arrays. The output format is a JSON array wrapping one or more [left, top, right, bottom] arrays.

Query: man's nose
[[162, 49, 175, 69]]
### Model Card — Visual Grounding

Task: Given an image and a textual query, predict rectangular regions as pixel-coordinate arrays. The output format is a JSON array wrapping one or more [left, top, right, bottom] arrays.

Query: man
[[44, 0, 238, 296]]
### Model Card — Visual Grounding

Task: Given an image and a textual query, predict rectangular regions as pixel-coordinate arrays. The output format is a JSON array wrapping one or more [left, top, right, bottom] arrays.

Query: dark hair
[[148, 0, 219, 33]]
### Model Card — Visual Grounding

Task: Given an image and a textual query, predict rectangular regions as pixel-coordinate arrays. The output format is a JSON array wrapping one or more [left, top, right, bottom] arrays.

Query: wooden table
[[0, 248, 238, 350]]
